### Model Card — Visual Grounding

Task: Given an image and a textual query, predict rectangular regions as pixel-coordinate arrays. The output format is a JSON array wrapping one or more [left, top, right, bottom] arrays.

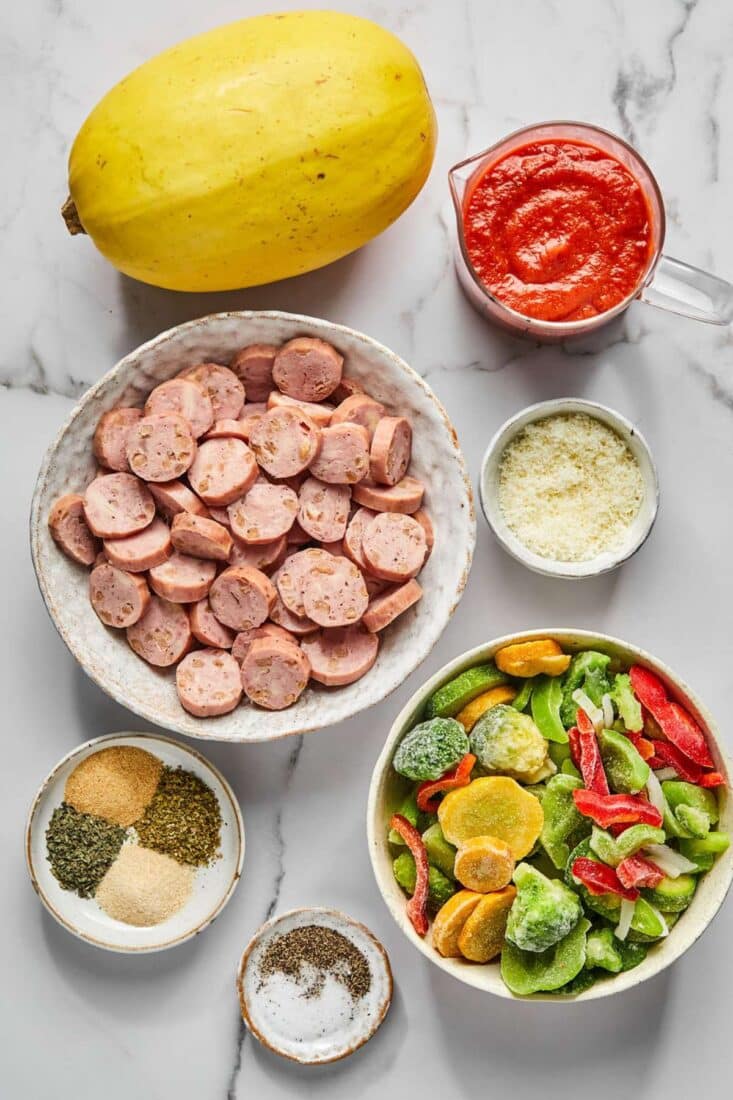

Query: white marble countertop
[[4, 1, 733, 1096]]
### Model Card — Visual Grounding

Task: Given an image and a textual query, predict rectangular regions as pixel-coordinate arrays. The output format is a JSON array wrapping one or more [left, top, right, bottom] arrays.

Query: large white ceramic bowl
[[367, 629, 732, 1001], [30, 311, 475, 743]]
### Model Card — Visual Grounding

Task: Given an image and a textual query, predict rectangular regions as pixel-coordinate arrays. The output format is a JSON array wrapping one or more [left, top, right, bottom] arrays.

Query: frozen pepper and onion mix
[[387, 639, 729, 996]]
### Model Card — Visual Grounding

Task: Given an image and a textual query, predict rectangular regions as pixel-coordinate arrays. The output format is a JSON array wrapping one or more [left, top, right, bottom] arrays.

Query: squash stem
[[61, 196, 86, 235]]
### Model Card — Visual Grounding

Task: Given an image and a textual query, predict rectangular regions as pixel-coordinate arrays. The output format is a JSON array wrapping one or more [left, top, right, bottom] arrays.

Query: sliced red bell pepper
[[616, 855, 665, 890], [568, 726, 582, 768], [699, 771, 726, 788], [572, 788, 663, 829], [575, 708, 609, 794], [629, 666, 714, 768], [624, 729, 655, 761], [389, 813, 430, 937], [416, 753, 476, 813], [572, 857, 639, 901]]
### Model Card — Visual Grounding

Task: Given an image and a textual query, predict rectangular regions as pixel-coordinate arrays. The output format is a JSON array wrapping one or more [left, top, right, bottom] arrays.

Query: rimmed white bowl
[[26, 732, 244, 952], [367, 629, 732, 1001], [479, 399, 659, 579], [30, 311, 475, 743]]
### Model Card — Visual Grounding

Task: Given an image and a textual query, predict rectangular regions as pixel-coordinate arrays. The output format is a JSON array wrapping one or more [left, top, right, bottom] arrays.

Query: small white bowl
[[367, 629, 733, 1001], [479, 398, 659, 579], [237, 907, 392, 1064], [26, 732, 244, 953]]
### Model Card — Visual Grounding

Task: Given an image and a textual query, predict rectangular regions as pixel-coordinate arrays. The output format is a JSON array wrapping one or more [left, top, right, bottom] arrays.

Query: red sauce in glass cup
[[462, 139, 654, 322]]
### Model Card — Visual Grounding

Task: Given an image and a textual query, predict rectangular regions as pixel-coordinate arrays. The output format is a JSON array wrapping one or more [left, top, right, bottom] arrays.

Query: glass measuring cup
[[448, 120, 733, 341]]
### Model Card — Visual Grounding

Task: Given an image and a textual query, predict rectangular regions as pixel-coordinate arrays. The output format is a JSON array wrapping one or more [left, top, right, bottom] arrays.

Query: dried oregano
[[46, 803, 126, 897]]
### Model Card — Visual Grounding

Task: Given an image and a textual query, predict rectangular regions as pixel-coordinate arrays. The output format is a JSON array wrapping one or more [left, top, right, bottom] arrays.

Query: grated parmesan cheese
[[498, 413, 644, 562]]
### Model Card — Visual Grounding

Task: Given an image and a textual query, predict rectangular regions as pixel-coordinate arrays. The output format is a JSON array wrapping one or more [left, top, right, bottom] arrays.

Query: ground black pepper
[[258, 925, 372, 1001], [133, 765, 221, 866], [46, 803, 126, 897]]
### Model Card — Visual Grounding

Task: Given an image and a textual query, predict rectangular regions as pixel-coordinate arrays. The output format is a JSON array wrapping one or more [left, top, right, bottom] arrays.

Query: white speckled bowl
[[367, 629, 733, 1001], [30, 311, 475, 743]]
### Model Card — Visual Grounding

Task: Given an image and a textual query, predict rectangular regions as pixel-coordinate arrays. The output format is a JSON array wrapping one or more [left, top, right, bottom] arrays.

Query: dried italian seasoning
[[258, 925, 372, 1002], [46, 803, 126, 897], [134, 765, 221, 866]]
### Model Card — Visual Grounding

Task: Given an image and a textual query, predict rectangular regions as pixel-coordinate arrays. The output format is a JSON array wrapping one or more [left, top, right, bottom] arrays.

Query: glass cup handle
[[639, 255, 733, 325]]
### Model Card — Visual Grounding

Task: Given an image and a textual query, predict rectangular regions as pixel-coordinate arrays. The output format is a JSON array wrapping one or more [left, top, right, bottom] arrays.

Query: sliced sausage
[[330, 395, 385, 440], [92, 407, 142, 471], [144, 377, 214, 438], [207, 506, 231, 527], [231, 623, 297, 664], [267, 390, 334, 427], [48, 494, 100, 566], [237, 403, 269, 440], [287, 519, 312, 546], [308, 423, 370, 485], [89, 562, 150, 628], [126, 595, 192, 667], [229, 533, 288, 572], [249, 407, 322, 479], [302, 554, 369, 627], [362, 578, 423, 632], [208, 565, 276, 631], [275, 548, 332, 617], [413, 509, 434, 555], [148, 552, 217, 603], [125, 413, 197, 483], [202, 419, 250, 443], [182, 363, 245, 421], [170, 513, 233, 562], [83, 473, 155, 539], [332, 375, 365, 403], [269, 588, 319, 636], [240, 637, 311, 710], [176, 649, 242, 717], [272, 336, 343, 402], [370, 416, 412, 486], [361, 513, 427, 582], [103, 517, 172, 572], [188, 438, 259, 506], [298, 478, 351, 543], [189, 598, 235, 649], [301, 625, 379, 686], [352, 476, 424, 514], [343, 506, 378, 571], [228, 482, 298, 544], [149, 479, 210, 519], [229, 344, 278, 402]]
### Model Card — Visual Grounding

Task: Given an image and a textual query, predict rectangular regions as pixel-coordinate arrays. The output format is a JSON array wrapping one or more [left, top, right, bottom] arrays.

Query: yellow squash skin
[[66, 11, 437, 291]]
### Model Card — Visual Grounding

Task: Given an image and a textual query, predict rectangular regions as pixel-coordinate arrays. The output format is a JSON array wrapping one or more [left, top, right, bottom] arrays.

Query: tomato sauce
[[462, 139, 653, 322]]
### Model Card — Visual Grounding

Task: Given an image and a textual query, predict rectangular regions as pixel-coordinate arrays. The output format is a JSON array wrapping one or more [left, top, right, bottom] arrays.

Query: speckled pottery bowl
[[367, 629, 733, 1001], [30, 311, 475, 743]]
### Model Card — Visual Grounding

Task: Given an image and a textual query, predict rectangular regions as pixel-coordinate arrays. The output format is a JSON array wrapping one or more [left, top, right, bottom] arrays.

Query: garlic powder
[[497, 413, 644, 562]]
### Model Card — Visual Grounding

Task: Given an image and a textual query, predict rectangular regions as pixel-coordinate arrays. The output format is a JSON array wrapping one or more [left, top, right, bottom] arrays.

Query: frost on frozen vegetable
[[392, 718, 469, 781], [469, 704, 553, 783], [505, 863, 582, 952]]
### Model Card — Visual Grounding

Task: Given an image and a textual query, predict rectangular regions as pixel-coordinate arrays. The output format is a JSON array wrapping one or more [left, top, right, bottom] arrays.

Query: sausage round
[[352, 476, 425, 514], [89, 563, 150, 628], [361, 513, 427, 582], [229, 344, 278, 402], [249, 408, 322, 479], [269, 587, 319, 636], [362, 578, 423, 633], [286, 519, 312, 546], [343, 506, 378, 572], [206, 506, 231, 527], [330, 395, 385, 440], [189, 598, 235, 649], [228, 481, 298, 544], [83, 473, 155, 539], [176, 649, 243, 717], [208, 565, 276, 630], [272, 337, 343, 402], [149, 479, 210, 519], [231, 623, 297, 664], [413, 509, 434, 555], [332, 375, 365, 403], [188, 438, 259, 506], [202, 418, 251, 443], [170, 513, 233, 562], [370, 416, 412, 486], [144, 377, 214, 438], [267, 390, 334, 427], [297, 478, 351, 543], [48, 493, 100, 566], [92, 407, 142, 471], [148, 552, 217, 603], [182, 363, 245, 421], [308, 423, 370, 485], [229, 533, 288, 572], [237, 403, 269, 440], [125, 413, 197, 483], [126, 595, 192, 667], [301, 625, 379, 686], [240, 637, 311, 710], [103, 517, 172, 572], [302, 554, 369, 627], [275, 548, 332, 618]]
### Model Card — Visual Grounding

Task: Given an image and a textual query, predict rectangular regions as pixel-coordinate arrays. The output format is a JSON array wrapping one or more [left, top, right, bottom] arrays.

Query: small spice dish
[[26, 732, 244, 953], [479, 398, 659, 579], [237, 907, 392, 1064]]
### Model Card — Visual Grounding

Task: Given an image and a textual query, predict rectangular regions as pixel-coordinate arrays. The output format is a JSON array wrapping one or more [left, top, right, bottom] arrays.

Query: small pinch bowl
[[26, 732, 245, 953], [367, 629, 733, 1001], [30, 311, 475, 743]]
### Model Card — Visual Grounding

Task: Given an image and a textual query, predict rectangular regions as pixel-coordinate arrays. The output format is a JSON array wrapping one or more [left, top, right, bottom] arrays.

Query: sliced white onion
[[654, 767, 678, 782], [645, 770, 667, 816], [572, 689, 604, 731], [643, 844, 697, 878], [615, 898, 635, 941], [644, 901, 669, 938], [601, 692, 615, 730]]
